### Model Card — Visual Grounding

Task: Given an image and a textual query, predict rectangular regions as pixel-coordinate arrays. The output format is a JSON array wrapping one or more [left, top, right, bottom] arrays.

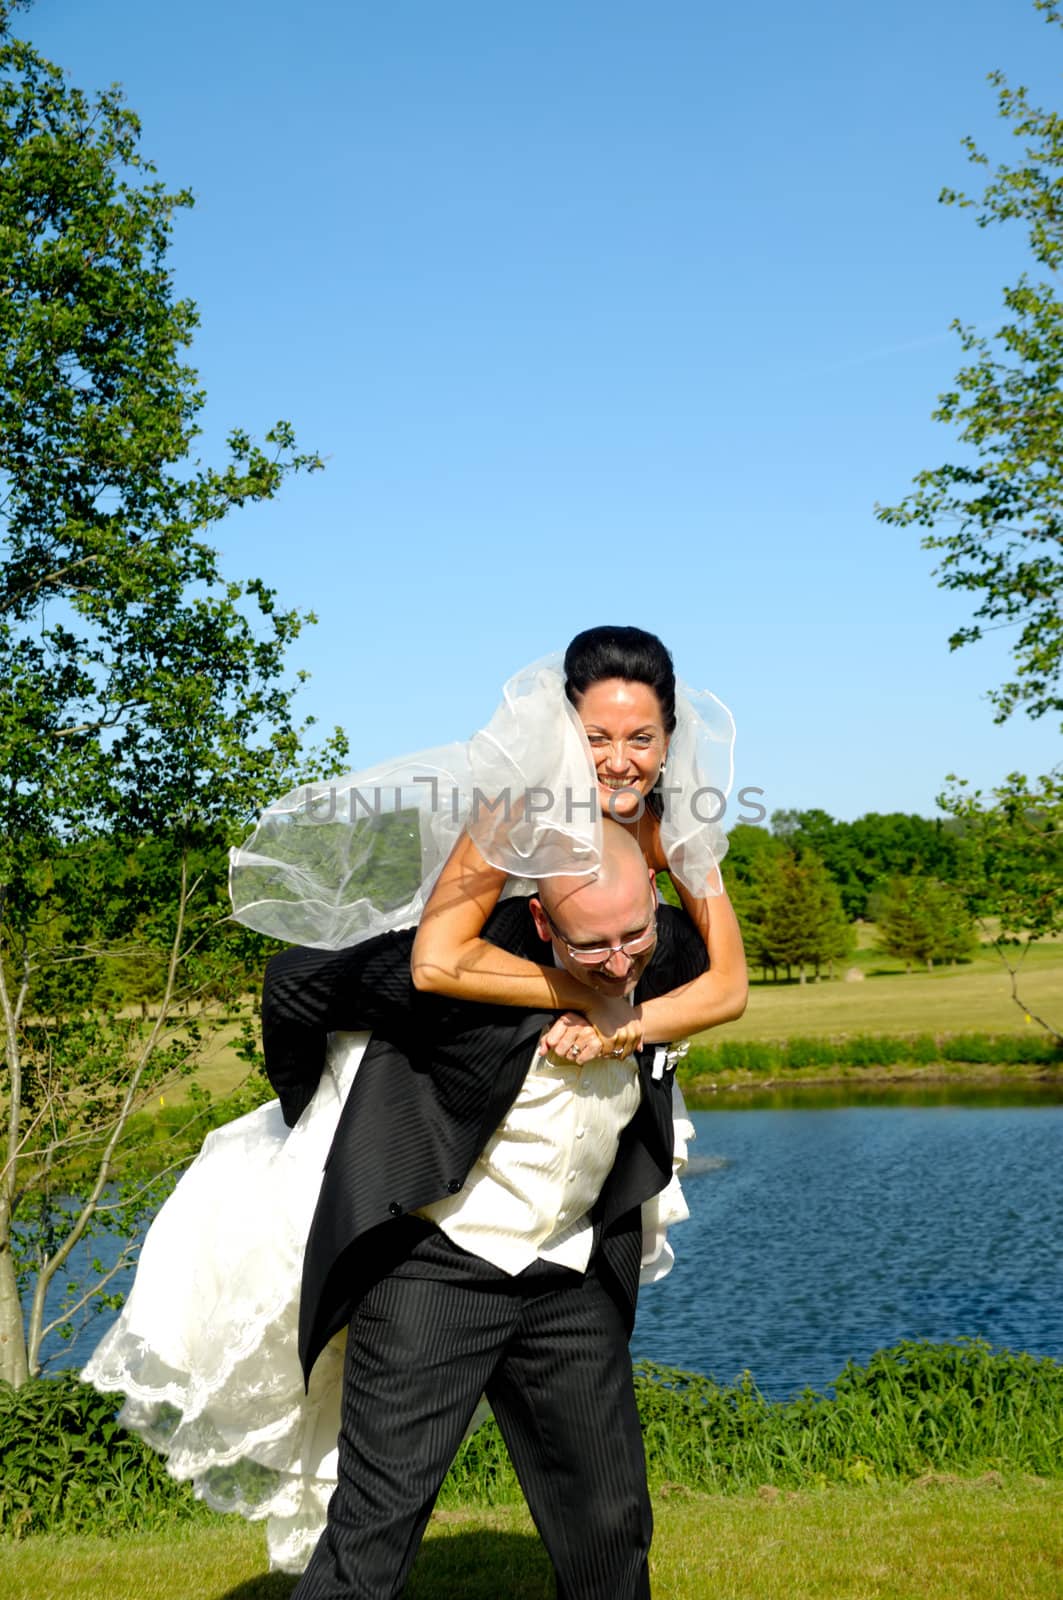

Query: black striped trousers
[[292, 1222, 652, 1600]]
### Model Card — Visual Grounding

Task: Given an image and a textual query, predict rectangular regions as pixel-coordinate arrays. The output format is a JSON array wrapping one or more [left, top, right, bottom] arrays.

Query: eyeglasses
[[540, 906, 657, 966]]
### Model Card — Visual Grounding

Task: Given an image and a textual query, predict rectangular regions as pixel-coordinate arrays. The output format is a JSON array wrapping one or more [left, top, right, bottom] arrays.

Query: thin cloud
[[819, 321, 999, 375], [819, 330, 959, 374]]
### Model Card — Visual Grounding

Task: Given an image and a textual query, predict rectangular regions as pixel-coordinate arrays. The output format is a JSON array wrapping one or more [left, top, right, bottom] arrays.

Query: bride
[[82, 624, 747, 1573]]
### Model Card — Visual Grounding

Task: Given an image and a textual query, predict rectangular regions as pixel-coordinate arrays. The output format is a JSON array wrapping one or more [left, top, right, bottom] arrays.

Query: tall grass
[[440, 1339, 1062, 1504], [683, 1031, 1063, 1077]]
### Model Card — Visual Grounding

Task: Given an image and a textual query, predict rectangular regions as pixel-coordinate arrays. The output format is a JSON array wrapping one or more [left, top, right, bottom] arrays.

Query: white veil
[[229, 653, 735, 949]]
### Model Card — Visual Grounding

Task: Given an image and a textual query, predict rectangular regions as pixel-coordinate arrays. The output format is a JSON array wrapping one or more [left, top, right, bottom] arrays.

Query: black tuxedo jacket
[[261, 897, 707, 1381]]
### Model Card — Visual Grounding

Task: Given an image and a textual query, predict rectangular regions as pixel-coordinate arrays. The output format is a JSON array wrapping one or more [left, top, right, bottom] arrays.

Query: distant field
[[715, 937, 1063, 1044]]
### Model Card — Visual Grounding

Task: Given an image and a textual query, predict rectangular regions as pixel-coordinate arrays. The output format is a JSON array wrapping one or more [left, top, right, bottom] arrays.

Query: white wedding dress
[[82, 654, 726, 1574], [83, 1034, 369, 1572]]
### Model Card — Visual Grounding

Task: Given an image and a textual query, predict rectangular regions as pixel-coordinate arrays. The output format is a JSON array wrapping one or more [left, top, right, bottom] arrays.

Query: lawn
[[712, 937, 1063, 1044], [4, 1478, 1060, 1600]]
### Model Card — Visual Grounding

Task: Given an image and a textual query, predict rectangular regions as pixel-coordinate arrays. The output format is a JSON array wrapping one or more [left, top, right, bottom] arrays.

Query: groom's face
[[532, 865, 658, 998]]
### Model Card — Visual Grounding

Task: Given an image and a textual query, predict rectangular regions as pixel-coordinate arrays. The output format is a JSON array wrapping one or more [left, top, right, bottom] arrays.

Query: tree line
[[716, 812, 976, 983]]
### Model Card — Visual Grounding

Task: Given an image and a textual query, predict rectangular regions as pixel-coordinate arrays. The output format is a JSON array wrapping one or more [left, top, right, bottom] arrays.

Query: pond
[[630, 1090, 1063, 1396], [40, 1089, 1063, 1400]]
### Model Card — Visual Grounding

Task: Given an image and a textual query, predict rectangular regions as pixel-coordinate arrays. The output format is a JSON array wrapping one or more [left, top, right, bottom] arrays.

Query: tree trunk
[[0, 1210, 29, 1388], [0, 942, 29, 1386]]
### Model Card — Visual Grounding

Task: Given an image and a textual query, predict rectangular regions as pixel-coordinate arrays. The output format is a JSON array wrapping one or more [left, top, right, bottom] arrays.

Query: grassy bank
[[4, 1478, 1060, 1600], [678, 1028, 1061, 1099], [6, 1343, 1058, 1541], [83, 1025, 1063, 1184], [443, 1342, 1063, 1503], [679, 1065, 1062, 1109]]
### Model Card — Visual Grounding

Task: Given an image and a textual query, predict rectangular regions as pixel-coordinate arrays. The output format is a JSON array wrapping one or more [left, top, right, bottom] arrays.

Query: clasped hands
[[539, 997, 644, 1065]]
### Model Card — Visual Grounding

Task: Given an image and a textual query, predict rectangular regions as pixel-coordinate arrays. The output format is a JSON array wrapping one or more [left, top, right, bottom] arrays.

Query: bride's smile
[[571, 678, 669, 819]]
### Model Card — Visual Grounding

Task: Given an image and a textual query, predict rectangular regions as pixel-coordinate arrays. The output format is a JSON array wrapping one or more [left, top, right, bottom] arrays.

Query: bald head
[[531, 821, 658, 996], [536, 821, 647, 922]]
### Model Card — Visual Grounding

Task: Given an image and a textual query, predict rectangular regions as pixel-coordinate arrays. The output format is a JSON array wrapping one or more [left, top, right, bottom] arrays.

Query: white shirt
[[416, 1037, 642, 1274]]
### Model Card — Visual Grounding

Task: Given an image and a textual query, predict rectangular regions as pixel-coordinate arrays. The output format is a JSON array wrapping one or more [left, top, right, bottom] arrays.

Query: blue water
[[44, 1099, 1063, 1399], [630, 1102, 1063, 1397]]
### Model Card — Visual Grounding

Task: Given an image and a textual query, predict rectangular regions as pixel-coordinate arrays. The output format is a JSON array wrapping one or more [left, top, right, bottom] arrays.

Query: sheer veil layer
[[228, 654, 735, 949]]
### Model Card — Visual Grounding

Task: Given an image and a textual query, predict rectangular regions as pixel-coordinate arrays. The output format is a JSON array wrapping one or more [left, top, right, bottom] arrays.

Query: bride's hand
[[539, 1012, 602, 1061], [538, 1000, 644, 1062]]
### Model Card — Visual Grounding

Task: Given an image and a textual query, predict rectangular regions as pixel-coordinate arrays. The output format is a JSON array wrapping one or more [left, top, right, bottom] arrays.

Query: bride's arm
[[635, 875, 748, 1044], [411, 829, 745, 1052], [411, 829, 594, 1011], [410, 830, 641, 1045]]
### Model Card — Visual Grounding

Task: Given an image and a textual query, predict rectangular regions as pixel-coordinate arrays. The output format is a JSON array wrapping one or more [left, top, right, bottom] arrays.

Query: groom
[[261, 823, 708, 1599]]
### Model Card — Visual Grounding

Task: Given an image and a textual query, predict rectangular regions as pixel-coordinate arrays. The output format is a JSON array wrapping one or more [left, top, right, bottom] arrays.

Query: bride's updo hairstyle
[[563, 625, 677, 736]]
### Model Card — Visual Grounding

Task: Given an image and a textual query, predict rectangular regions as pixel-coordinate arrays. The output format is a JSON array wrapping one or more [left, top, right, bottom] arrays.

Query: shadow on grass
[[219, 1576, 296, 1600], [219, 1530, 552, 1600], [217, 1574, 294, 1600]]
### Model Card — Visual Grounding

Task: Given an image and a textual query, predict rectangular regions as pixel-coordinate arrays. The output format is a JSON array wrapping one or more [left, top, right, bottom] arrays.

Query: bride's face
[[573, 678, 669, 819]]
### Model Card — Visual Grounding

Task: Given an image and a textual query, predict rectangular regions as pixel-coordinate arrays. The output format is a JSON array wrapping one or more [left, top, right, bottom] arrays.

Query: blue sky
[[23, 0, 1063, 820]]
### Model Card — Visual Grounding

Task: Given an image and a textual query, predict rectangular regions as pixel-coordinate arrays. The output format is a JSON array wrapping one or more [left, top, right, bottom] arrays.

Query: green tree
[[723, 822, 787, 887], [0, 12, 343, 1384], [877, 0, 1063, 725], [800, 851, 854, 980], [728, 874, 774, 982], [723, 824, 787, 979], [877, 875, 976, 974], [768, 809, 963, 920], [759, 851, 852, 984], [939, 771, 1062, 1037]]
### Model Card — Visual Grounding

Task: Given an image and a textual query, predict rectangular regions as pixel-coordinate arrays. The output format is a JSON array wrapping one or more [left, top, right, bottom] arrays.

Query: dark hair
[[563, 625, 677, 735]]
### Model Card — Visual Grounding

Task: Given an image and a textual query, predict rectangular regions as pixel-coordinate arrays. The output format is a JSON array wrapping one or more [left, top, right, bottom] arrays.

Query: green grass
[[9, 1344, 1057, 1544], [713, 938, 1063, 1044], [681, 1030, 1061, 1089], [5, 1346, 1061, 1594], [440, 1343, 1063, 1503], [3, 1478, 1060, 1599]]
